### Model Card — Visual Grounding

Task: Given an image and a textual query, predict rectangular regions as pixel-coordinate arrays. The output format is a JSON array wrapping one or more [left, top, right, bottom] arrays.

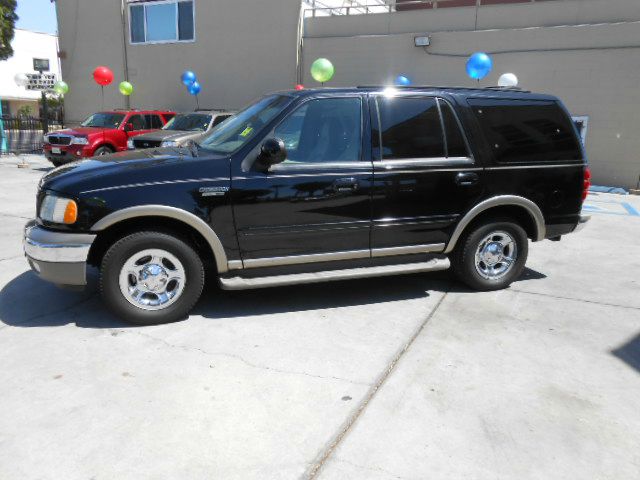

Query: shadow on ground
[[0, 267, 546, 329], [612, 333, 640, 374]]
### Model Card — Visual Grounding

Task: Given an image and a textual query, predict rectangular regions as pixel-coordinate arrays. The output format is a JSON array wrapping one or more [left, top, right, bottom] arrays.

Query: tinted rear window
[[469, 98, 582, 163]]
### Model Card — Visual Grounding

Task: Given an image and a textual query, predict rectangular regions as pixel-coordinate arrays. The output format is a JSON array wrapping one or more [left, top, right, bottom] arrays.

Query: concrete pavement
[[0, 155, 638, 479]]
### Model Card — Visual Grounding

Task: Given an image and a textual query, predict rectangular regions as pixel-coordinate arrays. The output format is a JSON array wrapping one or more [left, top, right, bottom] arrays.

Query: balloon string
[[101, 86, 104, 111]]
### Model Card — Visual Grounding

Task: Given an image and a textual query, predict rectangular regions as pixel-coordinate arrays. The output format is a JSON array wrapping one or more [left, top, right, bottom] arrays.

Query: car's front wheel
[[452, 218, 528, 291], [94, 145, 114, 156], [100, 231, 205, 325]]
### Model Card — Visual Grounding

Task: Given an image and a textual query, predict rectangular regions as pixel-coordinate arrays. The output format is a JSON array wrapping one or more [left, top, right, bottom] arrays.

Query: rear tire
[[452, 218, 528, 291], [100, 231, 205, 325]]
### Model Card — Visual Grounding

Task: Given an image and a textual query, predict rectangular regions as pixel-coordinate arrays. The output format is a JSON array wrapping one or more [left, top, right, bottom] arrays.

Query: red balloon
[[93, 66, 114, 86], [295, 84, 305, 90]]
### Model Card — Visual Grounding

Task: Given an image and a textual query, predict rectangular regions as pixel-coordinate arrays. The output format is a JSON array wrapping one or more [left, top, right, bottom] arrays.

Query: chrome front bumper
[[23, 221, 96, 286], [573, 215, 591, 233]]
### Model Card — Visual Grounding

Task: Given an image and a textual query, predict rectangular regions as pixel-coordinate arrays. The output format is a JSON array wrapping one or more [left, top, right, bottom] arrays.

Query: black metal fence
[[0, 116, 64, 155]]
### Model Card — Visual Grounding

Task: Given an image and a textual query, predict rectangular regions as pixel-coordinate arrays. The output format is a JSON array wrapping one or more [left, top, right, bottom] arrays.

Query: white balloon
[[498, 73, 518, 87], [14, 73, 29, 87]]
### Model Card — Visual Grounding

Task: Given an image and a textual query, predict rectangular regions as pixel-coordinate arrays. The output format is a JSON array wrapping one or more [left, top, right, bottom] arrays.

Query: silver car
[[127, 110, 234, 150]]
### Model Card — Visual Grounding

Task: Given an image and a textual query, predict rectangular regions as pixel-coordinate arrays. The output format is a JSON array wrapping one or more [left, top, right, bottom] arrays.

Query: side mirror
[[259, 138, 287, 167], [124, 123, 134, 132]]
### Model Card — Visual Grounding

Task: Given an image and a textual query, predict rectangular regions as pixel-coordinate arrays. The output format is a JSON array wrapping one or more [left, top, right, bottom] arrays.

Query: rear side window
[[374, 96, 444, 160], [145, 114, 163, 129], [469, 98, 582, 163]]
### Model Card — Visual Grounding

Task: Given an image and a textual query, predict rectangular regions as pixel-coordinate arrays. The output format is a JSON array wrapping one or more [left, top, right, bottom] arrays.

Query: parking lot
[[0, 155, 638, 479]]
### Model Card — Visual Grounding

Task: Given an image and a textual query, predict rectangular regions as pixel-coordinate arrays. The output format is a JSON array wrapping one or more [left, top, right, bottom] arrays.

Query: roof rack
[[356, 85, 529, 93]]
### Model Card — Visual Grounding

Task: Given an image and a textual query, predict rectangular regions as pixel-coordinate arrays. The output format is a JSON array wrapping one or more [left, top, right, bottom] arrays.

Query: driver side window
[[274, 97, 362, 164], [127, 114, 146, 131]]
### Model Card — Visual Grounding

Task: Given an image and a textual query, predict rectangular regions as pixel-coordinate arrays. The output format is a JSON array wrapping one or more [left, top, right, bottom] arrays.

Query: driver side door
[[231, 95, 373, 266]]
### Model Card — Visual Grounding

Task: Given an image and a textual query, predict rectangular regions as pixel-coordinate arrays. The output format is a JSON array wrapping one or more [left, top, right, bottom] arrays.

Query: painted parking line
[[582, 199, 640, 217]]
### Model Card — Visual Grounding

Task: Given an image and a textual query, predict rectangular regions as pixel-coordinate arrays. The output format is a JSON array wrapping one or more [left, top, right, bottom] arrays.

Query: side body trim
[[371, 243, 445, 258], [241, 243, 445, 269], [243, 249, 370, 269], [444, 195, 546, 254], [91, 205, 229, 273]]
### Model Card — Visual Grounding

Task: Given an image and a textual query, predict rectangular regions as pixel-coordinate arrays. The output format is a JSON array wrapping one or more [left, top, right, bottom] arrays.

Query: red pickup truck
[[43, 109, 175, 166]]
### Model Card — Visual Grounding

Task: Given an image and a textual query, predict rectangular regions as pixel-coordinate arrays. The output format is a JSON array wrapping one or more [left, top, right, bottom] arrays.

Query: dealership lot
[[0, 155, 638, 479]]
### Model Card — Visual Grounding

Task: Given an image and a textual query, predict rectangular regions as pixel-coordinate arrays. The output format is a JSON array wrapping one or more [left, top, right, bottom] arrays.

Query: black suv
[[24, 86, 590, 324]]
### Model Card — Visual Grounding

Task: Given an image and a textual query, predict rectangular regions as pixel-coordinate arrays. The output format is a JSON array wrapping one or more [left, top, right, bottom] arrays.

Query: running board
[[219, 257, 450, 290]]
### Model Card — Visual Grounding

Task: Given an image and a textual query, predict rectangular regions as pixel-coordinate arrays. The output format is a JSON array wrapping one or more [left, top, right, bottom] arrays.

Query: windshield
[[163, 113, 212, 132], [200, 95, 292, 154], [81, 112, 125, 128]]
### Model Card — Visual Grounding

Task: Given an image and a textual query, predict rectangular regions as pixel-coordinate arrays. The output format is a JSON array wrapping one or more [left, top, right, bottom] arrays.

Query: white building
[[0, 29, 60, 117]]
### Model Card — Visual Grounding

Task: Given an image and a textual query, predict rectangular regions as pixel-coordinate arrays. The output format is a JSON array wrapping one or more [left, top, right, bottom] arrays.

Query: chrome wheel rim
[[118, 249, 186, 311], [474, 231, 518, 280]]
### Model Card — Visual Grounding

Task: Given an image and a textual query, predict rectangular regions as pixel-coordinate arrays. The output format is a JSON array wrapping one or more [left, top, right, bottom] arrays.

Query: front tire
[[94, 145, 114, 156], [100, 231, 205, 325], [452, 219, 528, 291]]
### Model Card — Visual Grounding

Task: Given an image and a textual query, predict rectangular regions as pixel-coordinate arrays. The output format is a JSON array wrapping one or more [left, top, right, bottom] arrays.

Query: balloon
[[181, 70, 197, 86], [93, 66, 114, 86], [188, 81, 201, 96], [395, 75, 411, 86], [53, 80, 69, 95], [14, 73, 29, 87], [119, 81, 134, 96], [498, 73, 518, 87], [310, 58, 335, 83], [295, 84, 305, 90], [466, 52, 493, 81]]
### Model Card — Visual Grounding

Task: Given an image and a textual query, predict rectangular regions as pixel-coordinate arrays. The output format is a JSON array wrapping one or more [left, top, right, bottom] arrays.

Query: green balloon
[[311, 58, 335, 83], [53, 80, 69, 95], [119, 81, 134, 96]]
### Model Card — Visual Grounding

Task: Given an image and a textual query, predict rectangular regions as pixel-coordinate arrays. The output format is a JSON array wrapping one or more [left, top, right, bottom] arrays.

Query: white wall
[[0, 29, 60, 102]]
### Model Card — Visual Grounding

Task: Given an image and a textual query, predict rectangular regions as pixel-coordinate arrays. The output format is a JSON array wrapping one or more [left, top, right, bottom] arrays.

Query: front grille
[[133, 139, 162, 149], [48, 135, 72, 146]]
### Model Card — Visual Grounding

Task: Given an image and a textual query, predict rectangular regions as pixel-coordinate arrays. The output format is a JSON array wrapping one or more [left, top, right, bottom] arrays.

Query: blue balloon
[[466, 52, 493, 80], [395, 75, 411, 86], [188, 81, 201, 96], [181, 70, 197, 86]]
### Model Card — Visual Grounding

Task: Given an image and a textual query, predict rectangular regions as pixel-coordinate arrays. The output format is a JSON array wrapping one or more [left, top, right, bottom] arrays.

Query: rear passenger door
[[370, 94, 483, 252]]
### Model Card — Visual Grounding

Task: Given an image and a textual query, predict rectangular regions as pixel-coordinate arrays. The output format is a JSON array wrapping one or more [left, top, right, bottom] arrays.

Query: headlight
[[72, 136, 89, 145], [161, 140, 179, 147], [127, 139, 134, 149], [43, 135, 50, 144], [40, 194, 78, 224]]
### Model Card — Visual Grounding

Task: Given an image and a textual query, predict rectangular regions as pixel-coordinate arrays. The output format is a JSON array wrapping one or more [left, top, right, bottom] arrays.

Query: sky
[[15, 0, 58, 35]]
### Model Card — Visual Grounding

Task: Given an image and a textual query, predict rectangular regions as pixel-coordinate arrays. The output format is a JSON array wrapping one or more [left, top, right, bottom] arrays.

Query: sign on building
[[25, 73, 57, 91]]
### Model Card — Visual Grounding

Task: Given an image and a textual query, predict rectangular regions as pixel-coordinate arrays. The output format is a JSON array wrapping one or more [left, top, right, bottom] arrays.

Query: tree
[[0, 0, 18, 61]]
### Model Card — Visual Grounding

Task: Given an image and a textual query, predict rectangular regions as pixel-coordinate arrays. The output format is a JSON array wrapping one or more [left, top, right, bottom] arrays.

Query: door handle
[[455, 172, 479, 187], [333, 177, 359, 192]]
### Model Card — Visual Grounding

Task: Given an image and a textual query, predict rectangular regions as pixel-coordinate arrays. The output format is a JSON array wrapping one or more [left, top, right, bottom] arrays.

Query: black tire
[[94, 145, 114, 156], [452, 218, 528, 291], [99, 231, 205, 325]]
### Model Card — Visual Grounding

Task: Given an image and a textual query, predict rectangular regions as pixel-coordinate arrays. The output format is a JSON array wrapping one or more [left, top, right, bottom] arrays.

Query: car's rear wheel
[[452, 218, 528, 291], [100, 231, 205, 325], [94, 145, 114, 156]]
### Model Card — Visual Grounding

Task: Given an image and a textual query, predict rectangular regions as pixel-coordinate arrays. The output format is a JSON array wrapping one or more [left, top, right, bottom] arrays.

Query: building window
[[129, 0, 195, 44]]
